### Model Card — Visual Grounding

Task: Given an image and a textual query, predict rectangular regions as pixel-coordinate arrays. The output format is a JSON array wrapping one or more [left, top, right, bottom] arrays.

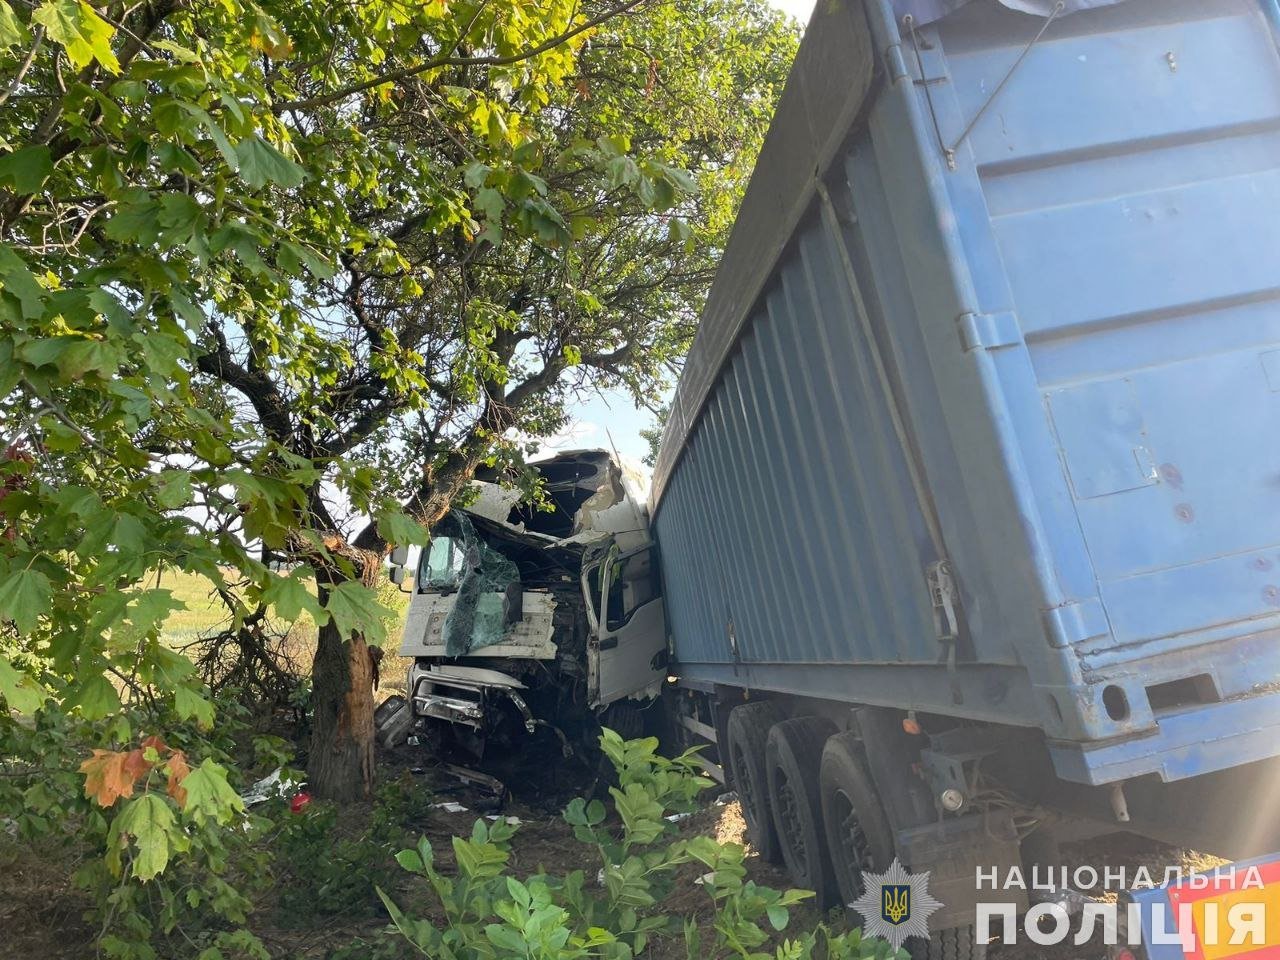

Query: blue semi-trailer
[[650, 0, 1280, 954]]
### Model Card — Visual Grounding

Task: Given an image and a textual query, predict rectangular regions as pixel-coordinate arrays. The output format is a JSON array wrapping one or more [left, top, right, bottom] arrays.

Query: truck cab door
[[582, 542, 668, 707]]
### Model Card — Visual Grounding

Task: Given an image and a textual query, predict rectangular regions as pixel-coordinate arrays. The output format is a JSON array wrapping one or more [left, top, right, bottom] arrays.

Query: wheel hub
[[776, 774, 808, 872]]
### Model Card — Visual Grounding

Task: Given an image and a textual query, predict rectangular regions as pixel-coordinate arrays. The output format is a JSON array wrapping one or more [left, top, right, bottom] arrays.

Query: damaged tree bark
[[308, 456, 481, 801], [307, 560, 380, 801]]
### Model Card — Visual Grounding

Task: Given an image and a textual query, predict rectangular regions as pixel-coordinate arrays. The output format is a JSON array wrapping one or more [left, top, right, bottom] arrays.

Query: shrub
[[272, 777, 418, 921], [380, 730, 901, 960]]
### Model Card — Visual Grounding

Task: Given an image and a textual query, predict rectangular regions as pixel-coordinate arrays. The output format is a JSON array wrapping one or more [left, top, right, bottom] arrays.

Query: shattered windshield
[[422, 511, 524, 656]]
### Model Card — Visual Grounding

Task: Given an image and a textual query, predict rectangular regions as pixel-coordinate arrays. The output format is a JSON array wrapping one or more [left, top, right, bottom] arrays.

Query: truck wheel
[[909, 924, 986, 960], [819, 732, 894, 912], [765, 716, 838, 905], [602, 700, 645, 741], [725, 701, 785, 863]]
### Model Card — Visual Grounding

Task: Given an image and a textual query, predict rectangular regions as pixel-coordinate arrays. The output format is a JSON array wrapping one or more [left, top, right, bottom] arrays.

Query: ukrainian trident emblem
[[882, 883, 911, 925]]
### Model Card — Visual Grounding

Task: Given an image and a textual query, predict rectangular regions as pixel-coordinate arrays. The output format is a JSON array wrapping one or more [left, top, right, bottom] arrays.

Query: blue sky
[[541, 0, 813, 469]]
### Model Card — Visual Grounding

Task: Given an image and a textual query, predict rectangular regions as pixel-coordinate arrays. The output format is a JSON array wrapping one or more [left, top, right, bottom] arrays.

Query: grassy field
[[156, 567, 414, 695]]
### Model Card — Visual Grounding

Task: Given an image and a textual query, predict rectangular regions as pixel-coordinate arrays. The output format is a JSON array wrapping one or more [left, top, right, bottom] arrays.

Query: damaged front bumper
[[408, 662, 574, 756]]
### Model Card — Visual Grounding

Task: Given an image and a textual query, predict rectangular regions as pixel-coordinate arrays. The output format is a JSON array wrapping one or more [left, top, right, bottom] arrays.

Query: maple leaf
[[141, 734, 167, 753], [165, 751, 191, 807], [122, 748, 151, 783], [80, 750, 137, 807]]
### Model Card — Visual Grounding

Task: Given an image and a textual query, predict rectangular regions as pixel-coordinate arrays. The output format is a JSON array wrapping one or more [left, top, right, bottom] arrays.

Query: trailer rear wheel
[[725, 701, 785, 863], [819, 732, 894, 912], [821, 730, 986, 960], [765, 716, 838, 905]]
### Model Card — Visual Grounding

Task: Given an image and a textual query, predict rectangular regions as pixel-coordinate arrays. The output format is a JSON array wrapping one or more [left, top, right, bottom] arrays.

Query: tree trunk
[[307, 573, 377, 801], [310, 455, 483, 801]]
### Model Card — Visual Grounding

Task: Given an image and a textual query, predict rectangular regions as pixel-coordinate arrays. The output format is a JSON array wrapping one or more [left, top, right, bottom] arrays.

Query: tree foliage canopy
[[0, 0, 797, 926]]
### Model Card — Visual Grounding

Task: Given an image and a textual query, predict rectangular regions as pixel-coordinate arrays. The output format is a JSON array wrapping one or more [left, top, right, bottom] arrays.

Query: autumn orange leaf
[[80, 750, 138, 808], [165, 751, 191, 807], [122, 748, 151, 783]]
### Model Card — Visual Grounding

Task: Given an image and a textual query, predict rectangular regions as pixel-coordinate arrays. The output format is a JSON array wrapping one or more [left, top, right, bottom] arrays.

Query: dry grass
[[153, 567, 414, 697]]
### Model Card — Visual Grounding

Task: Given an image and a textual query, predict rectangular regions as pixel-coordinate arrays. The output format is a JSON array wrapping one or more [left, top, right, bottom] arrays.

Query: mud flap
[[896, 811, 1025, 932]]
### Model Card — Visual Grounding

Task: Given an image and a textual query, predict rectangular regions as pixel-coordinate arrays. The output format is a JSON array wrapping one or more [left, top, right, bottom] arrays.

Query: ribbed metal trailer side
[[654, 0, 1280, 791], [652, 0, 1280, 928]]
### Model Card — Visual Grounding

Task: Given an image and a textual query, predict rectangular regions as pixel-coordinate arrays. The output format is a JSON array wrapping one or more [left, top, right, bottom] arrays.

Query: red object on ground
[[289, 791, 312, 813]]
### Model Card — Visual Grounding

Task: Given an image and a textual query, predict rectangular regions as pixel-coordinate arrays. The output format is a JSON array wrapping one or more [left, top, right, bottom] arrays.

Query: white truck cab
[[390, 450, 667, 767]]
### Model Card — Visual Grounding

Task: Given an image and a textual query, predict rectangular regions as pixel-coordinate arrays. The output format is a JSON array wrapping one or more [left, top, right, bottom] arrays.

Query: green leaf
[[324, 580, 393, 643], [0, 658, 45, 714], [376, 509, 429, 548], [262, 570, 322, 623], [394, 849, 424, 873], [0, 2, 29, 49], [663, 165, 697, 194], [113, 794, 180, 880], [32, 0, 120, 72], [66, 672, 121, 720], [103, 194, 162, 245], [0, 247, 46, 319], [173, 684, 214, 727], [154, 470, 193, 509], [233, 136, 305, 189], [175, 102, 238, 170], [124, 589, 185, 639], [485, 924, 527, 953], [474, 187, 505, 221], [181, 758, 245, 825], [0, 146, 53, 194], [57, 338, 120, 379], [277, 241, 335, 280], [110, 513, 147, 554], [0, 567, 52, 634]]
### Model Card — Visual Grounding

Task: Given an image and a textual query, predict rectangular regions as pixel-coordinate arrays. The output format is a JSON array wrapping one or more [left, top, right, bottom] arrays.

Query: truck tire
[[822, 731, 986, 960], [819, 732, 894, 912], [909, 924, 986, 960], [602, 700, 645, 741], [765, 716, 838, 905], [725, 701, 785, 863]]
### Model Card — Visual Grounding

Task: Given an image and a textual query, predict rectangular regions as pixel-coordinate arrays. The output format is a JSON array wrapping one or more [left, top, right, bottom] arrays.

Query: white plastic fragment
[[240, 767, 303, 807]]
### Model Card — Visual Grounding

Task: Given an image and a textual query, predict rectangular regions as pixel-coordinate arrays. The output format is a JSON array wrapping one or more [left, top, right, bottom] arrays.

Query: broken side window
[[605, 548, 660, 632], [586, 562, 605, 623], [419, 535, 466, 591]]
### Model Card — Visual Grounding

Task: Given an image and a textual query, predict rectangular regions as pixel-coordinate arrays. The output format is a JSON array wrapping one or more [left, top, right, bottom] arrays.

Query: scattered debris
[[240, 768, 303, 807], [431, 801, 470, 814], [442, 762, 508, 802], [374, 693, 413, 749]]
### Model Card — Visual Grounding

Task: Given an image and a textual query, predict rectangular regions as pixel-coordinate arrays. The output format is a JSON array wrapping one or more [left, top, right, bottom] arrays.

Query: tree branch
[[274, 0, 651, 113]]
